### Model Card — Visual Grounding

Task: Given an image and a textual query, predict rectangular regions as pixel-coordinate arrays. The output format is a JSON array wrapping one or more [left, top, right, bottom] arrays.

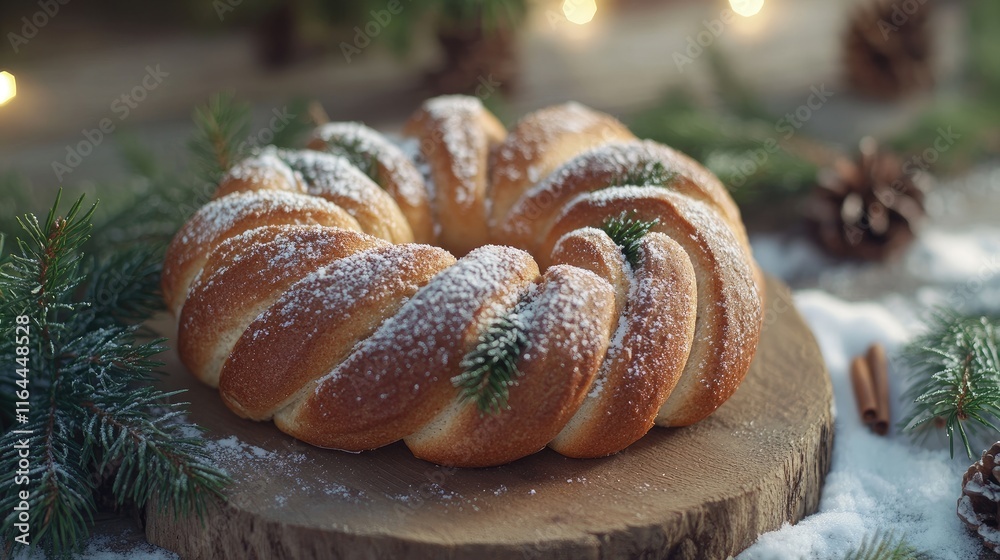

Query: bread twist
[[163, 96, 763, 467]]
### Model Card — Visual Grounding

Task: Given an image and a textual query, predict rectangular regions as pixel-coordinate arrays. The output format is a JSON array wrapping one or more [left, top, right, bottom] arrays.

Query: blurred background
[[0, 0, 998, 291]]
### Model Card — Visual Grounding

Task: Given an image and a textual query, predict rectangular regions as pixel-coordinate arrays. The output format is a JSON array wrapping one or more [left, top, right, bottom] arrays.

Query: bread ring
[[164, 97, 766, 466]]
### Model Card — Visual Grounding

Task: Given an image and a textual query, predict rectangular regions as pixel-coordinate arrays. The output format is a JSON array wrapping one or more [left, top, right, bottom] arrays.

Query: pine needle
[[270, 97, 313, 150], [843, 530, 929, 560], [188, 93, 252, 184], [900, 309, 1000, 458], [315, 139, 381, 185], [600, 212, 660, 268], [605, 160, 677, 190], [452, 312, 528, 416]]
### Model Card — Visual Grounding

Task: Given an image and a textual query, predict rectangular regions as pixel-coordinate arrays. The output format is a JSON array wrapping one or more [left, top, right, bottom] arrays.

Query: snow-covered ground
[[740, 167, 1000, 559]]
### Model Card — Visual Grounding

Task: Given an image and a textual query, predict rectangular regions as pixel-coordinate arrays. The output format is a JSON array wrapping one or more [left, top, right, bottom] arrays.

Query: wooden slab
[[144, 276, 833, 560]]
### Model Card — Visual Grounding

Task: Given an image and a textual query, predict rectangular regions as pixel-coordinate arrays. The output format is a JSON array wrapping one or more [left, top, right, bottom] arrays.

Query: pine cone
[[806, 137, 926, 261], [844, 0, 933, 99], [959, 442, 1000, 553]]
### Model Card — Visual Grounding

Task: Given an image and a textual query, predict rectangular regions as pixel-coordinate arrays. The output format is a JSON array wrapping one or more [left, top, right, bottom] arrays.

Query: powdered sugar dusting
[[493, 102, 625, 185], [178, 190, 342, 248], [313, 245, 533, 392], [268, 245, 431, 337], [502, 141, 679, 241], [224, 152, 305, 193], [312, 122, 427, 207], [275, 149, 388, 210], [421, 96, 485, 205]]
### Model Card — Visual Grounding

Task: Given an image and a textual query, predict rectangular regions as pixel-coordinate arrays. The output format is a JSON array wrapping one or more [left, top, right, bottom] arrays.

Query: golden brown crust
[[213, 152, 306, 199], [219, 243, 455, 421], [546, 228, 630, 318], [406, 265, 615, 467], [498, 140, 746, 254], [178, 225, 385, 387], [403, 95, 507, 256], [488, 103, 635, 229], [538, 187, 762, 427], [278, 245, 536, 451], [307, 122, 436, 243], [161, 191, 360, 317], [549, 231, 698, 457], [276, 149, 414, 244]]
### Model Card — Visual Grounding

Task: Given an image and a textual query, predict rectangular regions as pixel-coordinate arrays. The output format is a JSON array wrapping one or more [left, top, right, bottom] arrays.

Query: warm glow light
[[0, 71, 15, 106], [729, 0, 764, 17], [562, 0, 597, 25]]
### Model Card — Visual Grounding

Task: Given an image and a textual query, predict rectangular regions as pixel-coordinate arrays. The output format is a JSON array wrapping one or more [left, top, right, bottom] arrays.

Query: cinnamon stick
[[867, 343, 890, 435], [850, 356, 878, 425]]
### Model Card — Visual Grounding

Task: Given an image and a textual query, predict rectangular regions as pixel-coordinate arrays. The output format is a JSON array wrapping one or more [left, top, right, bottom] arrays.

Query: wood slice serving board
[[144, 276, 833, 560]]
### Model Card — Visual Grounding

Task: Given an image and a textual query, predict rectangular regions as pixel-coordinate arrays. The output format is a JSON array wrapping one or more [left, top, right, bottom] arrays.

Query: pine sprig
[[453, 312, 528, 416], [900, 310, 1000, 458], [188, 93, 252, 184], [605, 161, 677, 190], [600, 212, 660, 268], [80, 246, 164, 331], [317, 139, 381, 186], [0, 193, 229, 556], [844, 530, 929, 560]]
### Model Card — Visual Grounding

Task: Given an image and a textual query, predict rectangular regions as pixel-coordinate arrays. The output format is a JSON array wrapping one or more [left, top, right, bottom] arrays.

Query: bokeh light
[[0, 71, 16, 106], [729, 0, 765, 17], [563, 0, 597, 25]]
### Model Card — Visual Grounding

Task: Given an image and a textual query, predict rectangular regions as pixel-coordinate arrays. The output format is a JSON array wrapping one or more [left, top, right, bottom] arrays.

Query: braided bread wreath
[[162, 96, 764, 468]]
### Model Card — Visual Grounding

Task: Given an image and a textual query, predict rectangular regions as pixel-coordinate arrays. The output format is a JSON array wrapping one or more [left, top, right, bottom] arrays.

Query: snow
[[739, 172, 1000, 559]]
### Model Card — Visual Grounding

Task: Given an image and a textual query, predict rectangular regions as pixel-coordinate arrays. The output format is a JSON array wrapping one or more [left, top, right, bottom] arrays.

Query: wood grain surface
[[144, 275, 833, 560]]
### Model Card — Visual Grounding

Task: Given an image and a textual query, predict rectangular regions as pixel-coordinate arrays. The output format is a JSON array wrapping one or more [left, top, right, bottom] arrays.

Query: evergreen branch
[[0, 416, 96, 557], [88, 141, 215, 255], [0, 192, 229, 554], [270, 97, 312, 149], [2, 191, 94, 319], [83, 395, 227, 518], [600, 212, 660, 268], [843, 530, 929, 560], [900, 310, 1000, 458], [116, 132, 160, 180], [80, 247, 164, 330], [453, 312, 528, 416], [628, 91, 819, 206], [605, 161, 677, 190], [188, 93, 252, 184], [316, 139, 380, 186]]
